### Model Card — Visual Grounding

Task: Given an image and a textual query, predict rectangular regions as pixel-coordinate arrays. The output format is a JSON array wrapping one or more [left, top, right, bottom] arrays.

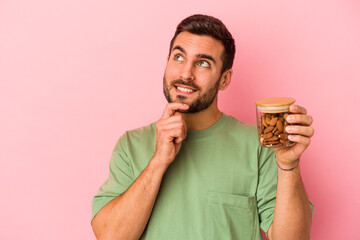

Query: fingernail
[[286, 126, 293, 132], [291, 104, 298, 110], [287, 115, 294, 122]]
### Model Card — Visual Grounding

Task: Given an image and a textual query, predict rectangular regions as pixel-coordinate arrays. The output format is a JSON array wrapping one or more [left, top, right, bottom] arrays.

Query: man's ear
[[219, 69, 233, 90]]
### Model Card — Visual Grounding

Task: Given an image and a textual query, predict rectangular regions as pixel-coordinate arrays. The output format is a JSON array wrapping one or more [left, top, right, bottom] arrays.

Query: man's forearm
[[269, 166, 312, 240], [92, 156, 168, 240]]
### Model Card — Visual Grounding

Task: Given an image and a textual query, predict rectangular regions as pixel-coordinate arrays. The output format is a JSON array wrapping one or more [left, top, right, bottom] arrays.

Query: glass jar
[[255, 97, 295, 148]]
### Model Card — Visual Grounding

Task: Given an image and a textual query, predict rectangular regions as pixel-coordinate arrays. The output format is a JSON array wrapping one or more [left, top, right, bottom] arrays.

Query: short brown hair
[[169, 14, 235, 74]]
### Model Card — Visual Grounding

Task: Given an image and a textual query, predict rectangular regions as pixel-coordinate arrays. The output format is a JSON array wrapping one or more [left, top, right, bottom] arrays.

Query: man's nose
[[180, 62, 195, 81]]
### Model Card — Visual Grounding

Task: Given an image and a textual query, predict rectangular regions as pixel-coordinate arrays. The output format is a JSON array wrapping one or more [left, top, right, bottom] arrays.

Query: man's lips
[[171, 80, 200, 91], [174, 84, 197, 93]]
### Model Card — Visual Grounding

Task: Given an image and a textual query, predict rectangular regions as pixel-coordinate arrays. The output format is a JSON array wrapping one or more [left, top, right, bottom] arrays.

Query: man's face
[[163, 32, 225, 113]]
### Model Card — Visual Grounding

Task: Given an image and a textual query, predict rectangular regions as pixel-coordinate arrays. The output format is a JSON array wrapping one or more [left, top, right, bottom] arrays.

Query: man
[[91, 14, 314, 240]]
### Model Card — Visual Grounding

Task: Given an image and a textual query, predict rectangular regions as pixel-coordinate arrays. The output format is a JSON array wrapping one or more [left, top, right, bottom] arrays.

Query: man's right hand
[[92, 102, 189, 240], [154, 103, 189, 167]]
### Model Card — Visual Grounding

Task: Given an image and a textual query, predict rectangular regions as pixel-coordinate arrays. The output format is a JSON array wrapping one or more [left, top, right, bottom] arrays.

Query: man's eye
[[174, 55, 184, 61], [198, 60, 210, 68]]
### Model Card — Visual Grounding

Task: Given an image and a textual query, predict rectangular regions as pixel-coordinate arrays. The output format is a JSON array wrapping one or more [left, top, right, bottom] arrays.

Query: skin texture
[[162, 32, 232, 130], [92, 31, 313, 240], [162, 36, 223, 113]]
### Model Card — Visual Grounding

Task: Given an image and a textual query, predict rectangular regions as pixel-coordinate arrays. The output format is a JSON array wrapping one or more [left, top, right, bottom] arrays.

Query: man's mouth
[[175, 86, 196, 93]]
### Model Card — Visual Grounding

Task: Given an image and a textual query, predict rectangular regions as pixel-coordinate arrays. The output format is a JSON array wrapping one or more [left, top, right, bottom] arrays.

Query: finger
[[288, 134, 311, 147], [161, 103, 189, 119], [286, 125, 315, 137], [174, 124, 187, 144], [174, 111, 187, 140], [183, 116, 187, 136], [289, 104, 307, 115], [166, 128, 186, 143], [157, 121, 185, 131], [286, 114, 313, 126], [158, 114, 183, 125], [157, 114, 186, 131], [176, 127, 187, 143], [174, 135, 186, 144]]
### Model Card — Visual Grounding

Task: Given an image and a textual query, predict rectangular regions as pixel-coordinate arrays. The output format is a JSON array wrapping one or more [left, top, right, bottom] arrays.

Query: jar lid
[[255, 97, 295, 107], [255, 97, 295, 113]]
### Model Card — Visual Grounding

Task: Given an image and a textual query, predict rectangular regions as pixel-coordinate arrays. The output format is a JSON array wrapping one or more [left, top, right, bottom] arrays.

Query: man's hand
[[92, 102, 189, 240], [274, 104, 314, 168], [154, 103, 189, 167]]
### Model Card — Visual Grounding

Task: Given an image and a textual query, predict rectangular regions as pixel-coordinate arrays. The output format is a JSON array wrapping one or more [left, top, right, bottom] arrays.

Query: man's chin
[[172, 101, 192, 113], [175, 109, 189, 113], [166, 95, 198, 113], [170, 96, 188, 105]]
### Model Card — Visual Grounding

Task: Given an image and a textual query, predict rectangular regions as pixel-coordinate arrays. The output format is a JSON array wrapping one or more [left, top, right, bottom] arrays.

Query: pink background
[[1, 0, 359, 239]]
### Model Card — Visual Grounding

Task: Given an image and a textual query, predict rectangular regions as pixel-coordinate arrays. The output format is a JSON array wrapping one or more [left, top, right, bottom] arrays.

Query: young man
[[91, 14, 314, 240]]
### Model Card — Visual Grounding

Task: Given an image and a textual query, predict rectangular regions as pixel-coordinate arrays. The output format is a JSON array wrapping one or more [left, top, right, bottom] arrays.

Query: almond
[[264, 126, 274, 134], [279, 133, 288, 140], [272, 126, 278, 133], [276, 119, 284, 132], [268, 135, 279, 141], [264, 141, 281, 145], [263, 132, 273, 139], [262, 116, 268, 127], [269, 117, 278, 126]]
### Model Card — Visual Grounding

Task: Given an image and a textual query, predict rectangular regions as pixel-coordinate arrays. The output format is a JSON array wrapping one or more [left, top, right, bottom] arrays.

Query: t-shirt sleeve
[[256, 146, 277, 236], [91, 133, 134, 222]]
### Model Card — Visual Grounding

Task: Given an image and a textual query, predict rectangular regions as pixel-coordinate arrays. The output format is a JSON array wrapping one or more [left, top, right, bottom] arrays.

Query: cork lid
[[255, 97, 295, 113], [255, 97, 295, 107]]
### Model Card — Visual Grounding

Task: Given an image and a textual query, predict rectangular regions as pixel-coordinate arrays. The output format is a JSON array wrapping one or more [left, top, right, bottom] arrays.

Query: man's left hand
[[274, 104, 314, 169]]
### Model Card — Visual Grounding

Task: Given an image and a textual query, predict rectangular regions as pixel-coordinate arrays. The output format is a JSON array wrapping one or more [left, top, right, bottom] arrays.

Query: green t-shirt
[[92, 114, 280, 239]]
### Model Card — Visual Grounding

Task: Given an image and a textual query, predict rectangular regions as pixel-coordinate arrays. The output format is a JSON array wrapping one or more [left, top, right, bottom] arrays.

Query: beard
[[163, 76, 220, 113]]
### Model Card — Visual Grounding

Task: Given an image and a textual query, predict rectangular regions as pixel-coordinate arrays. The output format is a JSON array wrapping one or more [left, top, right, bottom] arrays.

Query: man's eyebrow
[[196, 54, 216, 64], [173, 45, 186, 54], [173, 45, 216, 64]]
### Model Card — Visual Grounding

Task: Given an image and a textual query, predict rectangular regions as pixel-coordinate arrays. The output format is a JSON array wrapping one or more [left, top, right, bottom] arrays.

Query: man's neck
[[181, 101, 222, 131]]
